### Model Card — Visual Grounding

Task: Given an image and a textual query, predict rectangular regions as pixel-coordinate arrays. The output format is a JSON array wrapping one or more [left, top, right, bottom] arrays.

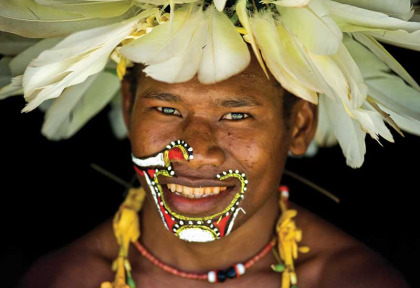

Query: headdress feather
[[0, 0, 420, 167]]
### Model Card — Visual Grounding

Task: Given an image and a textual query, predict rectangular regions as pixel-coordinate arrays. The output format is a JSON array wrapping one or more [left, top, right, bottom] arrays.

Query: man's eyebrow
[[219, 96, 263, 108], [140, 91, 181, 103]]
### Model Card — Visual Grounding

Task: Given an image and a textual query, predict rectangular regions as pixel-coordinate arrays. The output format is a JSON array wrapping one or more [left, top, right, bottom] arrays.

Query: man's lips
[[158, 176, 237, 198], [167, 183, 228, 198], [158, 179, 239, 217], [158, 175, 237, 187]]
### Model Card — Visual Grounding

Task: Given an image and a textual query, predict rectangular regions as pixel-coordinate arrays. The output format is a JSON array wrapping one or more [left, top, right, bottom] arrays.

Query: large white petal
[[322, 95, 366, 168], [34, 0, 133, 18], [121, 5, 207, 83], [0, 0, 138, 38], [198, 6, 250, 84], [352, 32, 420, 90], [42, 71, 120, 140], [381, 106, 420, 136], [330, 41, 368, 108], [366, 29, 420, 51], [334, 0, 414, 20], [277, 0, 342, 55], [309, 53, 349, 103], [250, 12, 318, 103], [236, 0, 268, 78], [0, 75, 23, 100], [367, 80, 420, 121], [9, 38, 62, 77], [352, 107, 394, 143], [121, 6, 196, 64], [213, 0, 227, 11], [345, 35, 420, 121], [327, 1, 420, 32], [315, 94, 338, 147], [21, 14, 144, 112]]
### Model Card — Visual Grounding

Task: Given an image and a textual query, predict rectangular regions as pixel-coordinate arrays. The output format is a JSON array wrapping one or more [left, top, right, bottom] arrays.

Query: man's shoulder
[[293, 204, 410, 288], [18, 220, 117, 288], [316, 243, 410, 288]]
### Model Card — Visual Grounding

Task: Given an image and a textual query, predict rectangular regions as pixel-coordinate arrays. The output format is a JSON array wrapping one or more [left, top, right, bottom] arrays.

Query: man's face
[[126, 59, 295, 240]]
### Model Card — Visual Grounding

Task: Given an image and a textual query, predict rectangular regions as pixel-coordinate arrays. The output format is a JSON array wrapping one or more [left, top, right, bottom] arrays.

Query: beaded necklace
[[134, 236, 277, 283], [101, 186, 309, 288]]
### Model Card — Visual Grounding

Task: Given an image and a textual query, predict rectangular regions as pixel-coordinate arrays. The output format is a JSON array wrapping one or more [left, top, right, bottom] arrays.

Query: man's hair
[[125, 64, 299, 127]]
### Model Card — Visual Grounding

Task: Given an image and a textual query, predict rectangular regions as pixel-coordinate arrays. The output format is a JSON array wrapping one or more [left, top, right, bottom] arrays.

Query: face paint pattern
[[132, 140, 248, 242]]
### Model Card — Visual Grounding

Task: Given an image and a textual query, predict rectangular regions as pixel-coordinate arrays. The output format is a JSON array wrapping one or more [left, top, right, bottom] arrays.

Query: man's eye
[[156, 107, 181, 116], [222, 112, 250, 120]]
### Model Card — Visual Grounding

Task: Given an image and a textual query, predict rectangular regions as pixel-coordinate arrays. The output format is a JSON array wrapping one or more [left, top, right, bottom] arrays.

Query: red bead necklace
[[134, 237, 277, 283]]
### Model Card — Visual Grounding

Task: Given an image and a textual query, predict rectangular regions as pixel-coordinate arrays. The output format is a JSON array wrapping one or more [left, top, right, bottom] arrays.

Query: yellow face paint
[[132, 140, 248, 242]]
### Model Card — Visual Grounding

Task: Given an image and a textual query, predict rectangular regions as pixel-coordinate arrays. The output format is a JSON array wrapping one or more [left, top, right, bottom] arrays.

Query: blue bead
[[226, 267, 237, 279]]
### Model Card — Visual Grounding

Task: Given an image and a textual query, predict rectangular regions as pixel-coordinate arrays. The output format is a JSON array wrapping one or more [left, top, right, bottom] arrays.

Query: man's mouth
[[166, 183, 229, 198]]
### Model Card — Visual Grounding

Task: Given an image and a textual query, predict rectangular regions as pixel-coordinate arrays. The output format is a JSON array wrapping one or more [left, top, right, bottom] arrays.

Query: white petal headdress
[[0, 0, 420, 168]]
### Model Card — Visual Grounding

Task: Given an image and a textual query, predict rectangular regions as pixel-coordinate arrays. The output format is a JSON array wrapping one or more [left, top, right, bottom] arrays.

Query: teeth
[[166, 183, 228, 198]]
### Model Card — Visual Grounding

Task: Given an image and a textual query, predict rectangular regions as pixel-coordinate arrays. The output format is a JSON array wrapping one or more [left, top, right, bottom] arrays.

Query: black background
[[1, 46, 419, 287]]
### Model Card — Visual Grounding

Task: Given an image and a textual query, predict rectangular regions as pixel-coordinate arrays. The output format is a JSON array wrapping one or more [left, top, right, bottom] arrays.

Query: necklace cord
[[133, 236, 277, 281]]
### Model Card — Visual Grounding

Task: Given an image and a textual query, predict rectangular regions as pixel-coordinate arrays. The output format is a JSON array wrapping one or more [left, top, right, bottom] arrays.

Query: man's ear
[[121, 76, 133, 139], [288, 100, 318, 156]]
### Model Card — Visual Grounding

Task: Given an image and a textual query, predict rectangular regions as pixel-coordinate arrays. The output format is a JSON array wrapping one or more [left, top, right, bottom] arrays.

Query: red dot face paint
[[131, 140, 248, 242], [168, 147, 185, 161]]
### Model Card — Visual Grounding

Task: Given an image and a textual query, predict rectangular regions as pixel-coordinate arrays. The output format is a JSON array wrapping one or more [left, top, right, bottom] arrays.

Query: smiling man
[[19, 56, 409, 288], [2, 0, 420, 287]]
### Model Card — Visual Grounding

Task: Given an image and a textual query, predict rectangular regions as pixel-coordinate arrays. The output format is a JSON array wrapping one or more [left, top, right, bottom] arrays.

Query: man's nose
[[172, 117, 225, 169]]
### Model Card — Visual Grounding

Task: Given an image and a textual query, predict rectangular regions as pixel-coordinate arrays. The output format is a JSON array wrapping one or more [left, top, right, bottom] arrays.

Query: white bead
[[236, 263, 246, 275], [208, 271, 216, 283]]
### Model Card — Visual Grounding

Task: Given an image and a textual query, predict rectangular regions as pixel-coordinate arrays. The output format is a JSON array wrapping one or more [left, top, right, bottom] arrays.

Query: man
[[19, 55, 410, 288], [2, 1, 418, 287]]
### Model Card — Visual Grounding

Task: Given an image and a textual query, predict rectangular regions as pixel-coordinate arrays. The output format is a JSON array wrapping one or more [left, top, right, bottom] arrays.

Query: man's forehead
[[136, 68, 283, 108], [139, 89, 264, 108]]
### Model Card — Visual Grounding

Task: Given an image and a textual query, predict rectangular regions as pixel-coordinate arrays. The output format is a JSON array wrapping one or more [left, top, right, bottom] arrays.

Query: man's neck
[[137, 190, 280, 272]]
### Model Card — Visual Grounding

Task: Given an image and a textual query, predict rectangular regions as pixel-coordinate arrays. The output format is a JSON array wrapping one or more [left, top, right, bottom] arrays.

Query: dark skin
[[19, 57, 410, 288]]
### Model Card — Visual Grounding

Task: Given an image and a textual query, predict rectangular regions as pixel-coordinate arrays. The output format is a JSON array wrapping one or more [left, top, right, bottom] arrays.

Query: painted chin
[[150, 170, 248, 242]]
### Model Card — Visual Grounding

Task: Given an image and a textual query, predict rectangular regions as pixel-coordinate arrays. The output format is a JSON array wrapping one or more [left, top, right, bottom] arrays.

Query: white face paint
[[132, 140, 248, 242]]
